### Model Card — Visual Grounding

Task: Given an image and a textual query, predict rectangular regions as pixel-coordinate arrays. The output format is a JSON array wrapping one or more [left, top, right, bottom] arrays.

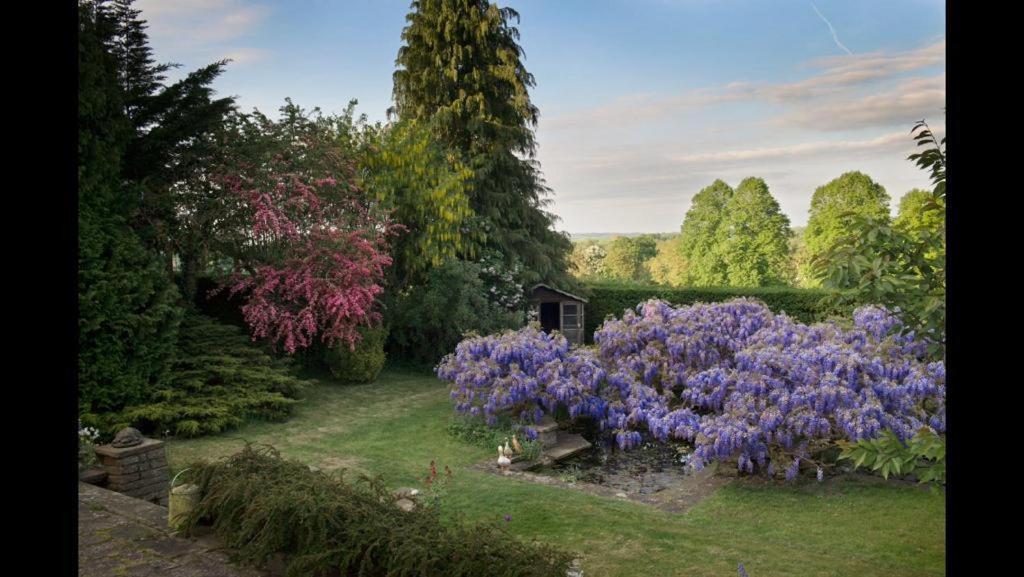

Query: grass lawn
[[166, 368, 945, 577]]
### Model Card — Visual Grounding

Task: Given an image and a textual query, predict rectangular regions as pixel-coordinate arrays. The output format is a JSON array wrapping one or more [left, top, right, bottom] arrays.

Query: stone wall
[[94, 438, 169, 506]]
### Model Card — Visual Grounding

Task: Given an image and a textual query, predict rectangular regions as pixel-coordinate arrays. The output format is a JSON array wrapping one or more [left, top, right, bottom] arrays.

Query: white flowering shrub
[[477, 250, 525, 311]]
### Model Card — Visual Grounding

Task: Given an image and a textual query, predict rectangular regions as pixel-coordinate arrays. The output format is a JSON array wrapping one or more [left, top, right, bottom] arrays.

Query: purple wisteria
[[436, 299, 946, 477]]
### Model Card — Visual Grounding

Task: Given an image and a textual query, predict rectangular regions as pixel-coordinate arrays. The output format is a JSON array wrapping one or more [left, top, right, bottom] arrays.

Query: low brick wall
[[94, 438, 169, 506]]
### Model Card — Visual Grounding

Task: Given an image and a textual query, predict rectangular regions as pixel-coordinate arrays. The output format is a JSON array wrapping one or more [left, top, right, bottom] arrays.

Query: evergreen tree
[[802, 171, 891, 286], [101, 0, 236, 287], [678, 179, 733, 285], [391, 0, 572, 287], [717, 177, 792, 287], [79, 0, 182, 413]]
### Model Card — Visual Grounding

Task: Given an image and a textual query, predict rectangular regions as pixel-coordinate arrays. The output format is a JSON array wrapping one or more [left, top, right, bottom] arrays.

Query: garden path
[[78, 482, 264, 577]]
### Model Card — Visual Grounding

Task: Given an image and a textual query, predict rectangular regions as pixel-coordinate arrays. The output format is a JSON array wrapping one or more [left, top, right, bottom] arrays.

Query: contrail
[[810, 1, 853, 55]]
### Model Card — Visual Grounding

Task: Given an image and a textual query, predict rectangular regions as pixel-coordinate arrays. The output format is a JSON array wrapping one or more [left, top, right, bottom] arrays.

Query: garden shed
[[528, 284, 587, 346]]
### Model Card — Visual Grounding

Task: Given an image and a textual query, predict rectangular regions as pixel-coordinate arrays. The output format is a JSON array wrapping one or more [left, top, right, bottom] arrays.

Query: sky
[[135, 0, 946, 234]]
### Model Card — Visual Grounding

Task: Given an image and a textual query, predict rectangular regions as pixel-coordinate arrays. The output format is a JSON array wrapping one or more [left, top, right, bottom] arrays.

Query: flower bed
[[437, 298, 945, 477]]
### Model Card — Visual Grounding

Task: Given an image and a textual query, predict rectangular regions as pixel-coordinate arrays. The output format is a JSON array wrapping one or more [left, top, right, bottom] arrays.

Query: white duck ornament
[[497, 444, 512, 471]]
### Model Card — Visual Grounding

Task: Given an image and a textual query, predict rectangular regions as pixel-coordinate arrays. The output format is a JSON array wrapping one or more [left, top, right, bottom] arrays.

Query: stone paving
[[78, 482, 264, 577], [469, 457, 730, 514]]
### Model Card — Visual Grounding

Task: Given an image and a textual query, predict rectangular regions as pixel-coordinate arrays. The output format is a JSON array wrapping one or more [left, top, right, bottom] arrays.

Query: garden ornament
[[111, 427, 145, 448], [497, 444, 512, 472], [168, 468, 198, 531]]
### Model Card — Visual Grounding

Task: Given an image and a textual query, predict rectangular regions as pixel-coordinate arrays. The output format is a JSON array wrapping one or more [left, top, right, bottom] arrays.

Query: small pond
[[532, 438, 694, 495]]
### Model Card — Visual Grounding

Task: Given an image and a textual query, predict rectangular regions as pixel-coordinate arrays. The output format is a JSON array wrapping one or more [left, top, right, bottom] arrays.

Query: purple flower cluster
[[436, 299, 946, 476], [436, 325, 569, 434]]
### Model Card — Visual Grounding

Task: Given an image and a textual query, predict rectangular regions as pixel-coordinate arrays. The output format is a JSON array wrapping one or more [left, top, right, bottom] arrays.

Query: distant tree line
[[570, 171, 943, 293]]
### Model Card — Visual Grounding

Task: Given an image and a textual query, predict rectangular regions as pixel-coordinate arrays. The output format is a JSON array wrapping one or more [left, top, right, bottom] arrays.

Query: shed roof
[[529, 284, 588, 303]]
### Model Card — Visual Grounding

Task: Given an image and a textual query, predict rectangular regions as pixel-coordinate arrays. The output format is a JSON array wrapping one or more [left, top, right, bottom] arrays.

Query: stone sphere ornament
[[110, 427, 145, 448]]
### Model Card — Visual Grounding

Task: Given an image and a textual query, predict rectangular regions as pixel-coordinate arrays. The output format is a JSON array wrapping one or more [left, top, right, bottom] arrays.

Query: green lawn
[[166, 369, 945, 577]]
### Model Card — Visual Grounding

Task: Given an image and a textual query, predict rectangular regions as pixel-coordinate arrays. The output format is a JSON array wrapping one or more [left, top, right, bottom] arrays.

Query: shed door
[[539, 302, 560, 334], [561, 302, 581, 345]]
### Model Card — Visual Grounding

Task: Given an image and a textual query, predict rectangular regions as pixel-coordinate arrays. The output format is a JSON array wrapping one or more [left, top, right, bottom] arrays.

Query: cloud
[[136, 0, 270, 42], [538, 126, 943, 217], [544, 40, 945, 131], [666, 130, 938, 165], [780, 75, 946, 131], [135, 0, 272, 66]]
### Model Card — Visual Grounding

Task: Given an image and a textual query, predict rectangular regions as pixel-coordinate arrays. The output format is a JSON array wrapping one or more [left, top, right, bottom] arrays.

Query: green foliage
[[583, 282, 845, 343], [447, 415, 542, 462], [79, 0, 182, 414], [813, 122, 945, 354], [907, 119, 946, 197], [802, 171, 891, 287], [392, 0, 572, 288], [387, 259, 525, 366], [82, 0, 235, 294], [894, 189, 943, 233], [645, 237, 688, 286], [717, 177, 792, 287], [361, 116, 476, 288], [894, 188, 945, 266], [79, 219, 184, 413], [603, 235, 658, 282], [678, 179, 734, 286], [815, 217, 945, 352], [180, 444, 573, 577], [569, 240, 608, 280], [788, 226, 810, 287], [838, 429, 945, 492], [675, 178, 792, 287], [323, 326, 388, 384], [82, 314, 309, 438]]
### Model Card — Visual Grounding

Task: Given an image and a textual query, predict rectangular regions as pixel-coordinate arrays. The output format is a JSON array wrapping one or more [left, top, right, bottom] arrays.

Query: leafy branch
[[837, 428, 946, 492]]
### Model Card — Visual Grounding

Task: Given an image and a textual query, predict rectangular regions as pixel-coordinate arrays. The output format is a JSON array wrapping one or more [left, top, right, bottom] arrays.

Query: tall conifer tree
[[79, 0, 182, 413], [391, 0, 572, 286], [100, 0, 236, 283]]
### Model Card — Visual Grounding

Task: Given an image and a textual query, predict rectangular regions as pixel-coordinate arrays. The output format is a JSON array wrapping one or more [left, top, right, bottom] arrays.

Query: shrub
[[437, 299, 945, 477], [79, 219, 183, 414], [323, 325, 387, 383], [82, 314, 309, 438], [838, 428, 946, 491], [583, 281, 847, 343], [78, 422, 100, 468], [180, 444, 574, 577], [387, 259, 524, 366]]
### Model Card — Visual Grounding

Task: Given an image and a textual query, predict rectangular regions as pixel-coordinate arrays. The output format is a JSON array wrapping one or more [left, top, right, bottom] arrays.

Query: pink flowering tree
[[213, 102, 396, 353]]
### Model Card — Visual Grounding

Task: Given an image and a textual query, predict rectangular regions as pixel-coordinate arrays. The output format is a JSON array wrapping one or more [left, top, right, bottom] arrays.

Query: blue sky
[[136, 0, 945, 233]]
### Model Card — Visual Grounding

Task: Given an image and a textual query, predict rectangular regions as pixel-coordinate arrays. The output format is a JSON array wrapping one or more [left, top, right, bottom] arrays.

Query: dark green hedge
[[583, 282, 850, 343], [181, 444, 573, 577]]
